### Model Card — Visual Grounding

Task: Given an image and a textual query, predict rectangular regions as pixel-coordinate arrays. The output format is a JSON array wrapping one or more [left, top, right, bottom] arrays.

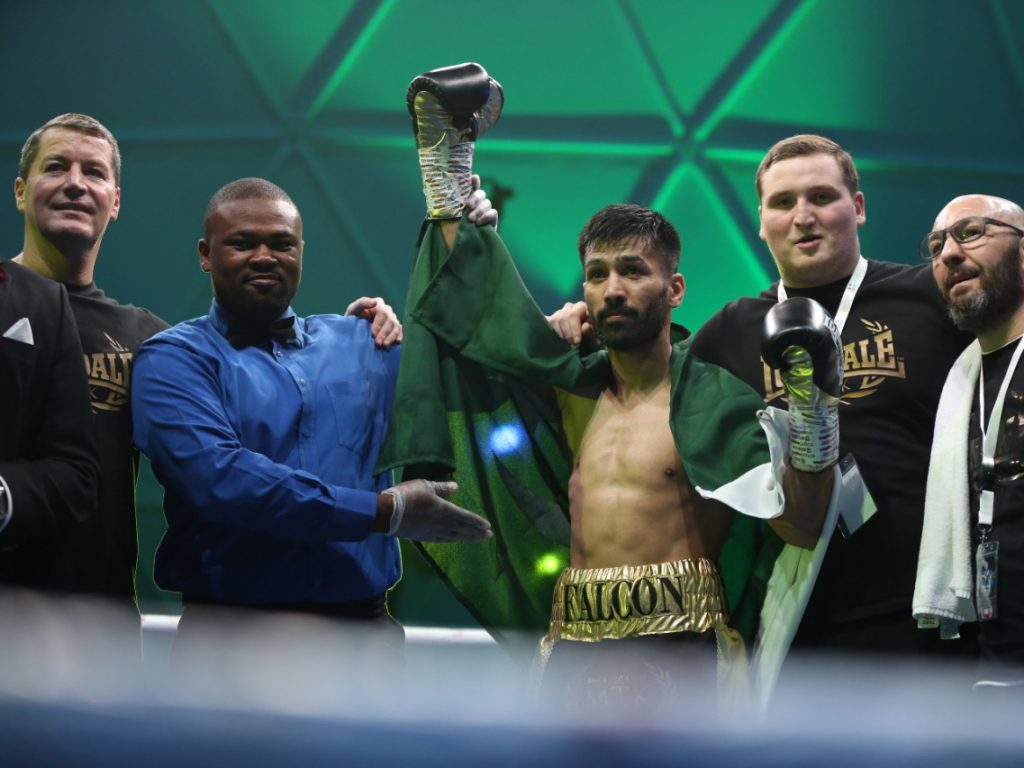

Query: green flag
[[379, 217, 781, 646]]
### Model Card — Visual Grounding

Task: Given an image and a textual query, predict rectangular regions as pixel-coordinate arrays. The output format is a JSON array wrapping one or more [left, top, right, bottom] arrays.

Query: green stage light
[[535, 552, 566, 578]]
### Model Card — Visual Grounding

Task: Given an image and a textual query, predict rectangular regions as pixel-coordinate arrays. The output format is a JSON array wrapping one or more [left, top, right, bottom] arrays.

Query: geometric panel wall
[[3, 0, 1023, 622]]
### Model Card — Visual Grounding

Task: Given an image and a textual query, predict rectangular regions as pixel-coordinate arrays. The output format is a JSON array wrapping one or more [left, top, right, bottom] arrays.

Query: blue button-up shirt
[[132, 302, 400, 604]]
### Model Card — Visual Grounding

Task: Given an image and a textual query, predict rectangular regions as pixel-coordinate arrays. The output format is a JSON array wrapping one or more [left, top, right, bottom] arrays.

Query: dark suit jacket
[[0, 258, 100, 588]]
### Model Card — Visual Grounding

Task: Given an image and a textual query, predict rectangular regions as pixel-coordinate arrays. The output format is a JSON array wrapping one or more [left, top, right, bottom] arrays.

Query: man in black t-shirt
[[914, 194, 1024, 673], [12, 113, 161, 609], [687, 135, 975, 658]]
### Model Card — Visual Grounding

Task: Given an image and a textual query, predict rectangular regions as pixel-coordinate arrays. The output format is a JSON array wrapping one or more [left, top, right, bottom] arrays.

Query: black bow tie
[[226, 316, 297, 350]]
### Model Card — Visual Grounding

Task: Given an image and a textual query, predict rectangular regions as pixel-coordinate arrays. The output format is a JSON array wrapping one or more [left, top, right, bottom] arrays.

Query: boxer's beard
[[595, 289, 669, 350], [945, 245, 1024, 335]]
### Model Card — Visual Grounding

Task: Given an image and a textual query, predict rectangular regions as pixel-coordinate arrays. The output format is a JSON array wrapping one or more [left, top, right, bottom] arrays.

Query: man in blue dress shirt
[[132, 177, 491, 650]]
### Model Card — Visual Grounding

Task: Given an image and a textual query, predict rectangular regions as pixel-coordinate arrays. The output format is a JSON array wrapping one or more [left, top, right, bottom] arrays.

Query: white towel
[[912, 340, 981, 635], [704, 406, 872, 706]]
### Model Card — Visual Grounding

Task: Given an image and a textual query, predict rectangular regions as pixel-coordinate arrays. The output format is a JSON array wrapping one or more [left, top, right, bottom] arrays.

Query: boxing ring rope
[[141, 613, 497, 645]]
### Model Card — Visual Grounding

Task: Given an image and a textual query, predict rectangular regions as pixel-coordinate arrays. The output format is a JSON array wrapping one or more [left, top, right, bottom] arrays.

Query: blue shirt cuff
[[333, 487, 380, 537]]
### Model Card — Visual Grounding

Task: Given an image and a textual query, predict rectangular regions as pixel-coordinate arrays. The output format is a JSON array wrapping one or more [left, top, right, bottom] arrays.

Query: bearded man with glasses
[[915, 195, 1024, 679]]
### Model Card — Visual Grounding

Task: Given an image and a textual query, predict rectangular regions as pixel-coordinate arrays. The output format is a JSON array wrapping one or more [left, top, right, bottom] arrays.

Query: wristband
[[383, 488, 405, 536], [787, 401, 840, 472]]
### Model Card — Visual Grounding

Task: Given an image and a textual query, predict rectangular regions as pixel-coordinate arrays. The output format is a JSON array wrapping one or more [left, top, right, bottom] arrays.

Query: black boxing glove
[[407, 62, 503, 146], [761, 297, 843, 472], [407, 62, 504, 219]]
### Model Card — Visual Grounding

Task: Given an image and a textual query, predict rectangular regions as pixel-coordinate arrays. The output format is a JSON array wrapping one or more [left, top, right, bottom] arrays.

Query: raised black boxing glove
[[407, 62, 503, 219], [406, 62, 503, 146], [761, 297, 843, 472]]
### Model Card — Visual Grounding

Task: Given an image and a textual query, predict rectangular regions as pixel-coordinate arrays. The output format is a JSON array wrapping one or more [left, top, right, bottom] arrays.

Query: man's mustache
[[597, 307, 638, 321]]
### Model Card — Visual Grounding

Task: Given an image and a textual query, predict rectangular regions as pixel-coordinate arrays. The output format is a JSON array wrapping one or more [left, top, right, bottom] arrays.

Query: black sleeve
[[690, 309, 726, 366], [0, 283, 100, 549]]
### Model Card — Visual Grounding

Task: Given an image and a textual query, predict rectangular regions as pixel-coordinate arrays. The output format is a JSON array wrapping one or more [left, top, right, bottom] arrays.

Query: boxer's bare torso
[[566, 376, 734, 569]]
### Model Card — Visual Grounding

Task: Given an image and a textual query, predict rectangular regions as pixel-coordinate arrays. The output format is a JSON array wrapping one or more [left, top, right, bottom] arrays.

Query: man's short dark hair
[[20, 113, 121, 184], [755, 134, 859, 200], [577, 204, 681, 275], [203, 177, 296, 239]]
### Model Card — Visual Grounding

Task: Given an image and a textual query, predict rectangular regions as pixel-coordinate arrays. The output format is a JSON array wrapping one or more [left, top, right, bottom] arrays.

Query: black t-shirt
[[968, 340, 1024, 666], [692, 260, 974, 654], [58, 283, 168, 603]]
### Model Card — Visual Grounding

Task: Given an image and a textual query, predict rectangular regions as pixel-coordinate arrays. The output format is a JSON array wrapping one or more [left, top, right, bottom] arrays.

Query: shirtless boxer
[[391, 63, 845, 707]]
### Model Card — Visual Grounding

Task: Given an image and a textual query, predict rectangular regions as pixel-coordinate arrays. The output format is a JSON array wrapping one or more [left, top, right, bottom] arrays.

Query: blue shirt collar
[[209, 300, 304, 346]]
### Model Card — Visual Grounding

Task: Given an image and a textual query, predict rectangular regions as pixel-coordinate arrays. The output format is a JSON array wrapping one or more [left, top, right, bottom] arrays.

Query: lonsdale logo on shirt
[[83, 333, 134, 412], [761, 318, 906, 404]]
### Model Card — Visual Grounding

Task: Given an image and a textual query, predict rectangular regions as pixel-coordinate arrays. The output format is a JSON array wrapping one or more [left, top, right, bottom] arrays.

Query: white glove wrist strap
[[383, 488, 405, 536], [788, 401, 839, 472]]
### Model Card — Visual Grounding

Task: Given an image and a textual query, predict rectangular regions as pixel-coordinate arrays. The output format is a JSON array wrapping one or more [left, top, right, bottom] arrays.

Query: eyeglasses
[[920, 216, 1024, 261]]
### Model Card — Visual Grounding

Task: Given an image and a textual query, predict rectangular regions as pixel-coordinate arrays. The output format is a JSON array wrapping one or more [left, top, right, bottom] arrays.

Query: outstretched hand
[[379, 479, 493, 543], [345, 297, 403, 348]]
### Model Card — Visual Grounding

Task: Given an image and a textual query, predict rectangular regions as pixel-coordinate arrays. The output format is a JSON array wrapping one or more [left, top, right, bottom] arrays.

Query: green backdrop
[[3, 0, 1023, 624]]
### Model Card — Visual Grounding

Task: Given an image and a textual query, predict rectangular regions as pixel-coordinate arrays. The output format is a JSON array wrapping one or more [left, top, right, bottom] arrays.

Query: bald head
[[204, 178, 297, 240], [933, 194, 1024, 231], [930, 193, 1024, 350]]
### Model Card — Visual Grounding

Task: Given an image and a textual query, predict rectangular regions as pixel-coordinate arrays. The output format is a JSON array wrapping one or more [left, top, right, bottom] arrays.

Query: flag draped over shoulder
[[378, 219, 580, 635], [378, 217, 783, 646]]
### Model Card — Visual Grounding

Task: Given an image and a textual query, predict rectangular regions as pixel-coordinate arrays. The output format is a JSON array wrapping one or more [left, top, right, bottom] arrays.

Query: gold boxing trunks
[[533, 558, 748, 697], [546, 558, 730, 643]]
